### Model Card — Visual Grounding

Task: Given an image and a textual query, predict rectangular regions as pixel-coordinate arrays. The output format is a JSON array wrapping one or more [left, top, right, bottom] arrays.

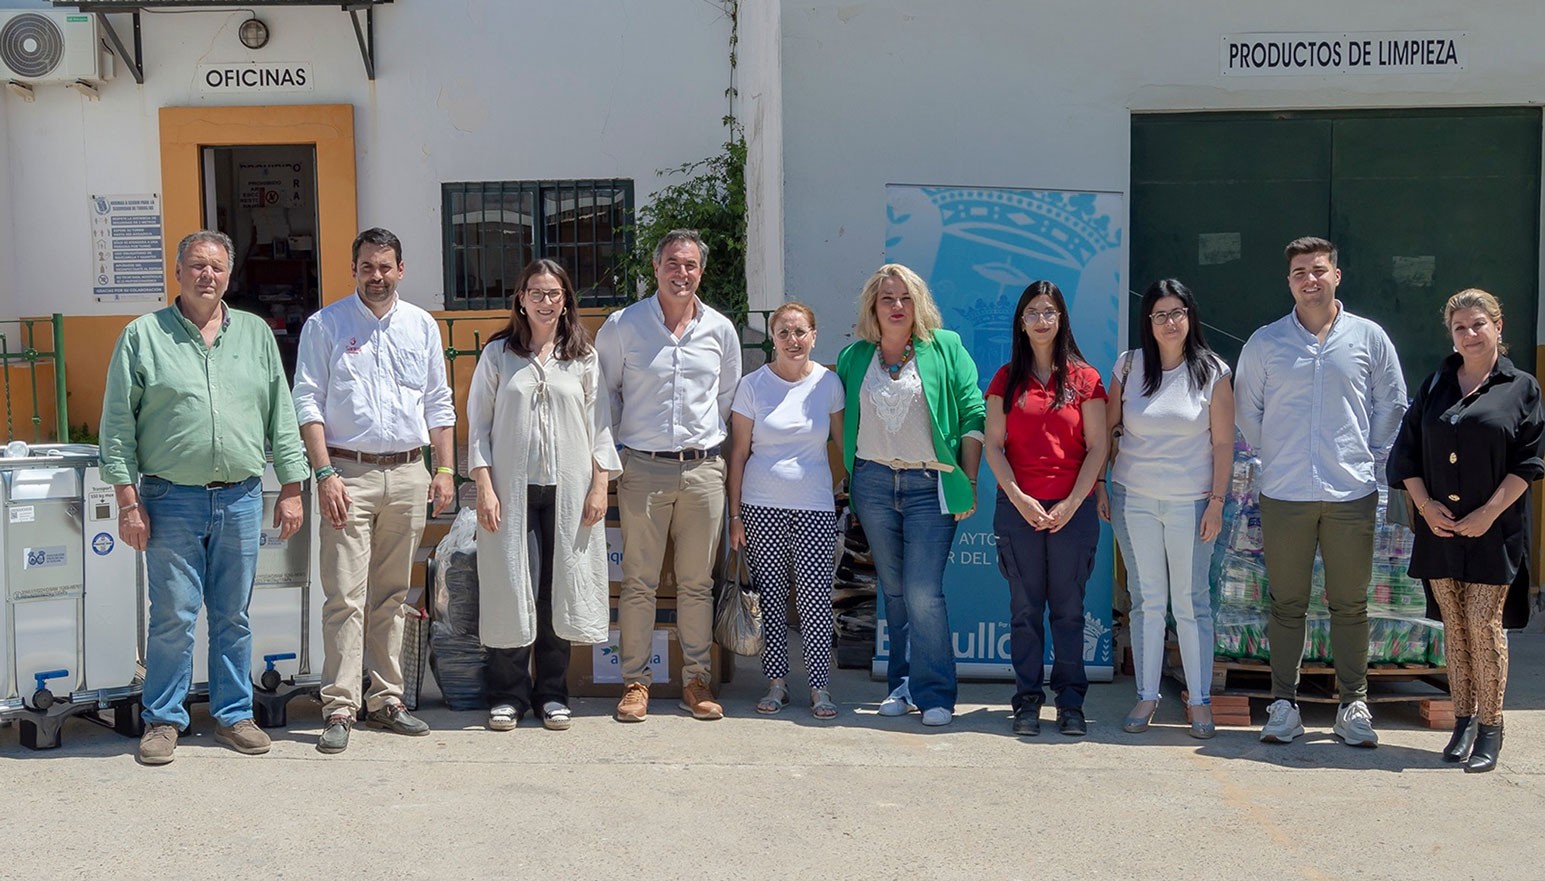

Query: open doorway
[[202, 144, 322, 378]]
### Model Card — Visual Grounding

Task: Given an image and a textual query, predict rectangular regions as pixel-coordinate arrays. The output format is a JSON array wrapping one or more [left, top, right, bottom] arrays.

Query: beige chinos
[[617, 450, 725, 685], [318, 457, 430, 718]]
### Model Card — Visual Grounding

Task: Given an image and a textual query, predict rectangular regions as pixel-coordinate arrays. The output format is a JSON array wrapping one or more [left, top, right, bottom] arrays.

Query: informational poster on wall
[[238, 161, 307, 209], [89, 193, 165, 302], [877, 184, 1124, 682]]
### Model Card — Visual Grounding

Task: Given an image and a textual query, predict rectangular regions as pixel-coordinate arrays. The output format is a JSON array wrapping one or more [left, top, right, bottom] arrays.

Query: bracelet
[[1096, 477, 1107, 484], [435, 466, 455, 475], [1418, 498, 1431, 515], [1207, 494, 1225, 504], [119, 502, 140, 514], [729, 514, 743, 521], [314, 465, 339, 482]]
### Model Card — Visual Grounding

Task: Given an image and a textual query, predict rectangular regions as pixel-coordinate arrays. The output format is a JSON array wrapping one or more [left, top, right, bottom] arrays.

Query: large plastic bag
[[428, 508, 487, 709]]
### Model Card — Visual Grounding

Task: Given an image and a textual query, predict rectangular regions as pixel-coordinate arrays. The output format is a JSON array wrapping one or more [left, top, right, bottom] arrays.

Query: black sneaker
[[1012, 711, 1041, 737], [1057, 708, 1088, 736], [317, 713, 352, 754], [366, 703, 430, 736]]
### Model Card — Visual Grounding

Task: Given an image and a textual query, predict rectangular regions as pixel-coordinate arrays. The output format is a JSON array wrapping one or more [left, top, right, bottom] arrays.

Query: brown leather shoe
[[138, 723, 178, 765], [679, 676, 724, 720], [616, 682, 649, 723], [215, 719, 272, 755]]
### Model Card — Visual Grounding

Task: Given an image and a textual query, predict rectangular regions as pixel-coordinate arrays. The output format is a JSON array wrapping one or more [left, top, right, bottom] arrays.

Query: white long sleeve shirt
[[1234, 301, 1406, 502], [595, 293, 741, 452], [292, 293, 455, 453]]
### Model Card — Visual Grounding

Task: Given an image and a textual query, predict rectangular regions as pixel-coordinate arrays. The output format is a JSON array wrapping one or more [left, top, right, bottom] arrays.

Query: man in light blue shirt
[[1235, 236, 1406, 748]]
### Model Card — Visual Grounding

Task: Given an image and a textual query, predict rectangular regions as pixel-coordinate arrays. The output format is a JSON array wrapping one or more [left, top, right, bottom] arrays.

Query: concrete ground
[[2, 633, 1541, 881]]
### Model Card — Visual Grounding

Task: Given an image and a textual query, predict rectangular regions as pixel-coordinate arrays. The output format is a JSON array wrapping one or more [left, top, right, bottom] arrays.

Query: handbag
[[1386, 486, 1417, 531], [1108, 350, 1136, 464], [1387, 372, 1441, 532], [713, 550, 764, 656]]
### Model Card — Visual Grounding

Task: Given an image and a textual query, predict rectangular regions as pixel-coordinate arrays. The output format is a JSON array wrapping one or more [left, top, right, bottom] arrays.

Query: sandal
[[488, 704, 519, 731], [811, 688, 838, 720], [756, 683, 790, 714], [541, 701, 572, 731]]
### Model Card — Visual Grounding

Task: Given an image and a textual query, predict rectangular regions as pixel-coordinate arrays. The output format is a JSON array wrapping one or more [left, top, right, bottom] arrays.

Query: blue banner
[[877, 185, 1125, 682]]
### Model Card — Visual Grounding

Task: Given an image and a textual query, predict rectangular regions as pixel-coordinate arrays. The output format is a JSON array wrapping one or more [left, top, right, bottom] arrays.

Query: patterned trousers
[[740, 504, 837, 690], [1429, 578, 1510, 725]]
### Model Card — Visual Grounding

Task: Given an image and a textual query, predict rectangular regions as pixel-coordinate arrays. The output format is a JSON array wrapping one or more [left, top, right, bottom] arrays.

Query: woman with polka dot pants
[[727, 303, 846, 719]]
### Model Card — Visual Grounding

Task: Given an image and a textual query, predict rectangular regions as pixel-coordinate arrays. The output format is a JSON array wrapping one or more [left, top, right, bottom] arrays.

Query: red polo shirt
[[987, 362, 1107, 501]]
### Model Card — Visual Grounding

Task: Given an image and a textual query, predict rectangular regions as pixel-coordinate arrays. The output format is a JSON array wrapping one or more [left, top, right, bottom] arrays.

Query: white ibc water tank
[[0, 443, 139, 714]]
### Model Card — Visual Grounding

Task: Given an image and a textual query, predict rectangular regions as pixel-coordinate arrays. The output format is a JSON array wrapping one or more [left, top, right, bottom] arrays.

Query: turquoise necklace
[[877, 341, 914, 379]]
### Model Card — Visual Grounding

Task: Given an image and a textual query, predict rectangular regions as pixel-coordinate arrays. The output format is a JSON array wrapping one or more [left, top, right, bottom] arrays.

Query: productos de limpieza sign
[[1221, 32, 1465, 76]]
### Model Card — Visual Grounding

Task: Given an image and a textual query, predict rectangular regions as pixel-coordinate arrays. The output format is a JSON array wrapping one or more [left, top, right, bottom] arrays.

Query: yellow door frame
[[158, 104, 358, 306]]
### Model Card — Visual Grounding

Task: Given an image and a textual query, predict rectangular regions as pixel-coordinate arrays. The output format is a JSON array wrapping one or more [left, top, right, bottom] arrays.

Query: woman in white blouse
[[467, 259, 621, 732], [1101, 279, 1233, 738], [726, 302, 846, 718]]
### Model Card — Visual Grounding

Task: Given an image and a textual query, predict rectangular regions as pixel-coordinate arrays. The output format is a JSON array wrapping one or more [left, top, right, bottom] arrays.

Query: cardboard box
[[567, 624, 726, 699], [407, 546, 433, 611], [421, 516, 456, 555], [605, 500, 678, 600]]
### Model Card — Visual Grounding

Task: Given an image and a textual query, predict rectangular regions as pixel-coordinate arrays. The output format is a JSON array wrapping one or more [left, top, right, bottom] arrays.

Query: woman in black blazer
[[1388, 288, 1544, 773]]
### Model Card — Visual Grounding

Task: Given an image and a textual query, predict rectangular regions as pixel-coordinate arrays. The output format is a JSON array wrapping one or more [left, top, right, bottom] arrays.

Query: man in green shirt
[[100, 229, 309, 766]]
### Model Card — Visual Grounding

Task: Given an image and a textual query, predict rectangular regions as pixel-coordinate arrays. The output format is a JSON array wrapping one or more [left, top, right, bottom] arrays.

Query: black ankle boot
[[1465, 721, 1503, 774], [1442, 716, 1477, 763]]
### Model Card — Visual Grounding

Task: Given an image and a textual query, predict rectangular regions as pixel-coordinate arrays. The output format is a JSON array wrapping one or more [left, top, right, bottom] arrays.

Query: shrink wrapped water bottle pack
[[1208, 435, 1445, 665]]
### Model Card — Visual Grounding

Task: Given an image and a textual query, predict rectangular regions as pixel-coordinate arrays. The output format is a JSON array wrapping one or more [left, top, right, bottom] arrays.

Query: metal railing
[[0, 314, 68, 444], [431, 309, 776, 514]]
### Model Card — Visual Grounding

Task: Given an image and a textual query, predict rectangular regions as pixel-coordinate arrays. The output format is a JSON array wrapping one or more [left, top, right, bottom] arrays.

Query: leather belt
[[147, 476, 245, 489], [327, 445, 423, 466], [627, 445, 722, 461], [862, 457, 955, 473]]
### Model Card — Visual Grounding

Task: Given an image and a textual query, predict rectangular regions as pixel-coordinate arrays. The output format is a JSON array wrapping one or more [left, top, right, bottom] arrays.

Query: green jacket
[[836, 329, 986, 514]]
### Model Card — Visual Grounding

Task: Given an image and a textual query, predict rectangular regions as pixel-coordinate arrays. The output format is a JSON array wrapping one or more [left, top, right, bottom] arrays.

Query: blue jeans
[[850, 459, 959, 712], [1108, 482, 1214, 705], [994, 490, 1098, 712], [140, 475, 263, 729]]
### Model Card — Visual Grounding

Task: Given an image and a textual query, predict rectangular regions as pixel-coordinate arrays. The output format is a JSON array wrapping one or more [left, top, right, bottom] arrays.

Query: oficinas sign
[[197, 63, 314, 92]]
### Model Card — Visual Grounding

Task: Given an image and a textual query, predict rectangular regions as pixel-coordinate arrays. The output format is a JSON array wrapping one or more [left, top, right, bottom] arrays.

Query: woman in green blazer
[[836, 263, 985, 727]]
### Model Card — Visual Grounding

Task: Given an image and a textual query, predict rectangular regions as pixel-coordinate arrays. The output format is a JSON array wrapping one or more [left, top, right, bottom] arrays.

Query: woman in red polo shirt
[[984, 280, 1108, 737]]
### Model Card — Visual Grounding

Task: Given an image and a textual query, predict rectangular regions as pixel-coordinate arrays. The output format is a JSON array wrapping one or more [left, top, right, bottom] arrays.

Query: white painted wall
[[740, 0, 785, 314], [780, 0, 1545, 359], [0, 1, 731, 319]]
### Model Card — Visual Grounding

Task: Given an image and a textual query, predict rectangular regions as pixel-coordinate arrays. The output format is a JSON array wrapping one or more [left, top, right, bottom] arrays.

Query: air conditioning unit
[[0, 10, 106, 85]]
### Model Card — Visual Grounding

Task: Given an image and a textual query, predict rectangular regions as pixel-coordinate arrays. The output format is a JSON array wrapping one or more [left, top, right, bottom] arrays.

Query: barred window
[[442, 179, 634, 310]]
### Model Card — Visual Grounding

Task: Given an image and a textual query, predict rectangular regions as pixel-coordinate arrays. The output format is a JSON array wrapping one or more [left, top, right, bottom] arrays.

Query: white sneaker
[[921, 707, 953, 727], [877, 682, 916, 716], [1260, 699, 1304, 743], [1333, 700, 1379, 748]]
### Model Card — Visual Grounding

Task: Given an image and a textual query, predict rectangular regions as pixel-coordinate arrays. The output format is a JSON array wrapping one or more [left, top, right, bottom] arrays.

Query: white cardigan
[[467, 344, 622, 648]]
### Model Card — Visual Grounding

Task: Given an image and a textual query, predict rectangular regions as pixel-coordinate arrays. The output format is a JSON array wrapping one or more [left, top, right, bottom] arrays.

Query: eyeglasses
[[878, 295, 913, 308], [1150, 307, 1189, 325], [775, 328, 813, 341], [1023, 309, 1060, 324], [523, 288, 564, 303]]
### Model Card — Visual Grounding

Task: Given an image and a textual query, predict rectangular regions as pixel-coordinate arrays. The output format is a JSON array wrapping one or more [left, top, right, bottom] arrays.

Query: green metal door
[[1132, 108, 1541, 388]]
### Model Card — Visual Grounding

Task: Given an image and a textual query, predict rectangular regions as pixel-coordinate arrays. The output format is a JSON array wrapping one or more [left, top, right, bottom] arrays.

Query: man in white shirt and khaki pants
[[597, 229, 742, 722], [292, 228, 457, 753]]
